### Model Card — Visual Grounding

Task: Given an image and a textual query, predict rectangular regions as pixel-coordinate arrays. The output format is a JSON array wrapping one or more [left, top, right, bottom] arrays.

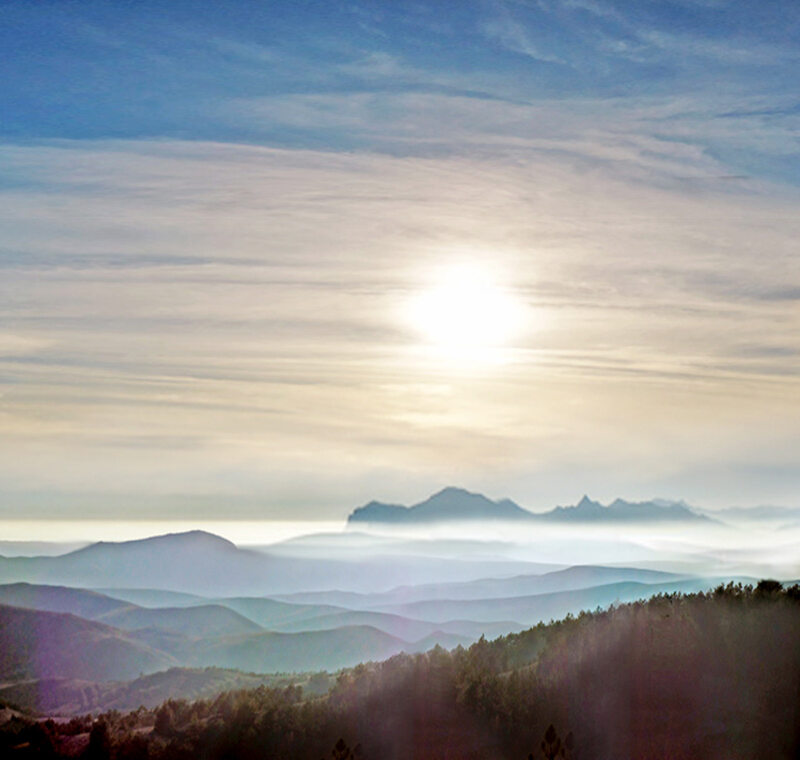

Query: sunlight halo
[[405, 263, 527, 367]]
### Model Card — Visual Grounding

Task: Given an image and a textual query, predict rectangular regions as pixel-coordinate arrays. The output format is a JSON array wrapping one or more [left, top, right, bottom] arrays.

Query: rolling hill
[[94, 587, 206, 608], [0, 668, 292, 715], [0, 582, 133, 619], [97, 603, 263, 638], [374, 578, 730, 624], [0, 530, 548, 596], [263, 608, 524, 640], [275, 565, 687, 609], [0, 600, 481, 685], [359, 564, 686, 605], [189, 625, 413, 673], [0, 583, 262, 638], [200, 596, 345, 629], [0, 604, 176, 681]]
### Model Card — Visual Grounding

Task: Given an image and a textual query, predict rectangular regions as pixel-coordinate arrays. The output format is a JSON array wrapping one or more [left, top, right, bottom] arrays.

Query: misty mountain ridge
[[0, 528, 548, 595], [548, 494, 710, 522], [0, 530, 277, 596], [348, 487, 709, 524], [68, 529, 239, 557], [0, 599, 486, 685], [348, 487, 531, 524], [0, 582, 263, 638]]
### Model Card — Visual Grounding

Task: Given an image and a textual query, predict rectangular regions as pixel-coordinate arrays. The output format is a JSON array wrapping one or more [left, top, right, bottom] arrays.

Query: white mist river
[[0, 518, 798, 580]]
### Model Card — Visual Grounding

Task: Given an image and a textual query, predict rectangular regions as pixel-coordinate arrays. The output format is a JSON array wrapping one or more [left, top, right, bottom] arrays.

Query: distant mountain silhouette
[[0, 531, 288, 596], [544, 495, 711, 522], [0, 529, 546, 595], [348, 488, 709, 524], [348, 487, 532, 524]]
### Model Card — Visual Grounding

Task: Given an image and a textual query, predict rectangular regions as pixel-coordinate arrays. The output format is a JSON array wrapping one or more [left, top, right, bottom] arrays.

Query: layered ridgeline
[[0, 530, 548, 596], [0, 560, 749, 715], [348, 487, 710, 524], [0, 490, 714, 597], [0, 488, 786, 724], [3, 584, 799, 760]]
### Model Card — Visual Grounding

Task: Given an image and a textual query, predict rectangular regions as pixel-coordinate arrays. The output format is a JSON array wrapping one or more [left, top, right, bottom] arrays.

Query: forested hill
[[3, 582, 799, 760]]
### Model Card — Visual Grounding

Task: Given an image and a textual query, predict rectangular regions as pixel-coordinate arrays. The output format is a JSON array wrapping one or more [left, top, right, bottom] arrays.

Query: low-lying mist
[[263, 516, 800, 581]]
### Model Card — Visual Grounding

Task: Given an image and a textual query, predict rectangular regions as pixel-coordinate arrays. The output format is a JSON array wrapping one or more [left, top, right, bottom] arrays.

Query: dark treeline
[[3, 581, 800, 759]]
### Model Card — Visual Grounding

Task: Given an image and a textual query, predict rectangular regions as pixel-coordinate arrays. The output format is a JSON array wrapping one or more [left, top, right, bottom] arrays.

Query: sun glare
[[407, 264, 526, 366]]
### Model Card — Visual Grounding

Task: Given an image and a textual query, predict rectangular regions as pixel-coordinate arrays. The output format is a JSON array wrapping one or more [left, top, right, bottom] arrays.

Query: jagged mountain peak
[[349, 489, 708, 525], [349, 487, 531, 524]]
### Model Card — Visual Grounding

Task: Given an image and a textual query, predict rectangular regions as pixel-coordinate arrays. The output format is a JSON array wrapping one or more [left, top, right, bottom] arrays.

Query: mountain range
[[348, 487, 710, 524], [0, 543, 763, 716], [0, 502, 772, 719], [0, 561, 742, 678], [0, 596, 468, 684], [0, 529, 547, 595]]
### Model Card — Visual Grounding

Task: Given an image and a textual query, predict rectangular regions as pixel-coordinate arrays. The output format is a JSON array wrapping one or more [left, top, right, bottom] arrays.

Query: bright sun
[[407, 264, 526, 366]]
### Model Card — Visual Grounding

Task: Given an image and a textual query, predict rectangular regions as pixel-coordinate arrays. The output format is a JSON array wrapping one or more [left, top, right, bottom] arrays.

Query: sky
[[1, 0, 799, 521]]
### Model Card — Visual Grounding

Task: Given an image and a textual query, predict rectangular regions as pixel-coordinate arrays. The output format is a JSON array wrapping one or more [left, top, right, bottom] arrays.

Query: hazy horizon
[[2, 496, 799, 580], [2, 5, 799, 756]]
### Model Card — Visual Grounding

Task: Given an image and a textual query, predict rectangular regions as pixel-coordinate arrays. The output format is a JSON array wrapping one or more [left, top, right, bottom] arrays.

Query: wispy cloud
[[1, 1, 799, 514], [481, 14, 566, 64], [223, 87, 800, 189], [0, 136, 798, 511]]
